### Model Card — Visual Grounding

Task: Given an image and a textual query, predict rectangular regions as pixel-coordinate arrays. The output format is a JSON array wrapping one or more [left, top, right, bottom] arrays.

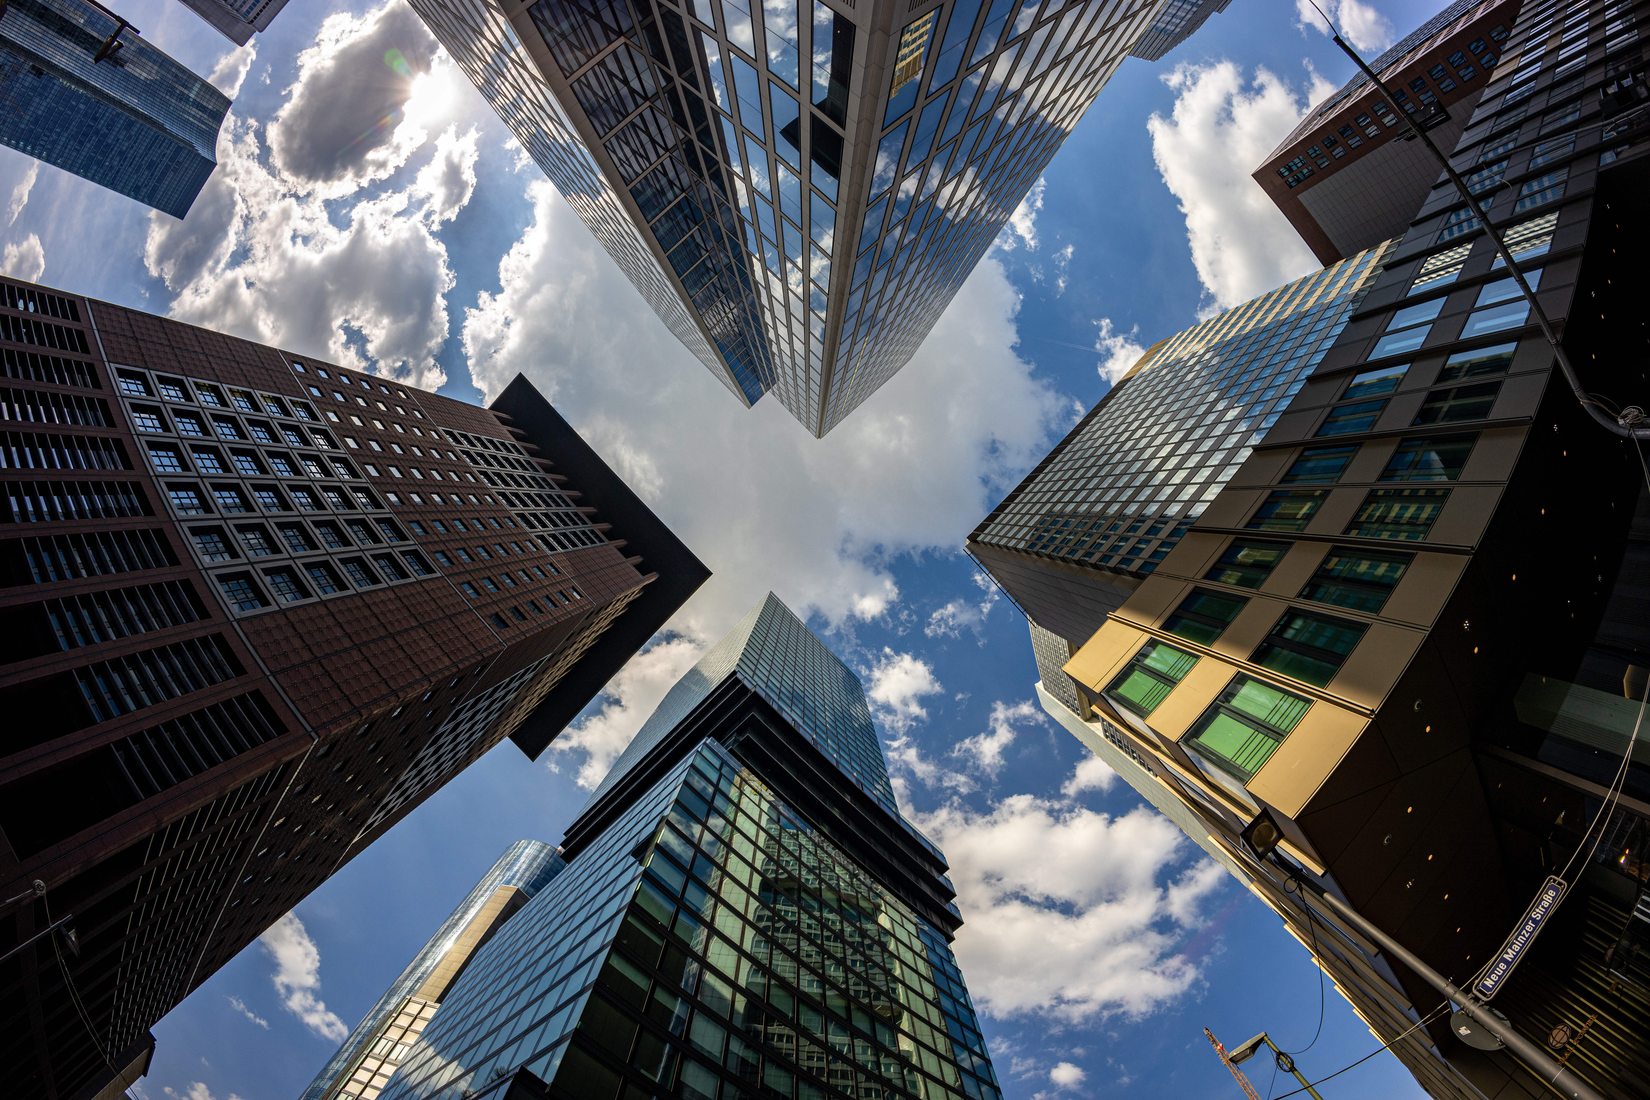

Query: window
[[481, 576, 501, 593], [277, 523, 315, 554], [1514, 167, 1567, 212], [1249, 490, 1326, 532], [1439, 205, 1482, 242], [301, 455, 327, 478], [147, 444, 185, 472], [117, 371, 151, 397], [1301, 548, 1413, 612], [1251, 610, 1367, 686], [1439, 342, 1516, 382], [168, 485, 208, 515], [346, 520, 379, 545], [218, 574, 267, 612], [195, 386, 223, 407], [264, 568, 308, 603], [211, 417, 244, 440], [1414, 381, 1501, 424], [1164, 589, 1248, 645], [375, 519, 405, 542], [315, 522, 348, 550], [282, 427, 307, 447], [1460, 300, 1530, 338], [230, 390, 257, 413], [236, 524, 276, 556], [399, 550, 433, 577], [191, 448, 226, 474], [1412, 243, 1471, 292], [433, 551, 453, 567], [1186, 676, 1311, 782], [372, 554, 407, 582], [1282, 445, 1357, 485], [290, 487, 321, 511], [1476, 269, 1540, 307], [252, 486, 288, 512], [1372, 298, 1445, 358], [158, 377, 188, 402], [1346, 488, 1449, 540], [304, 562, 343, 595], [1493, 211, 1559, 266], [1207, 537, 1293, 590], [1342, 362, 1408, 400], [459, 581, 479, 598], [321, 487, 350, 510], [247, 421, 276, 444], [1382, 434, 1475, 481], [262, 396, 288, 417], [1530, 134, 1574, 167], [456, 548, 474, 563], [191, 528, 233, 562], [340, 559, 378, 588], [231, 451, 263, 476], [1317, 400, 1386, 436]]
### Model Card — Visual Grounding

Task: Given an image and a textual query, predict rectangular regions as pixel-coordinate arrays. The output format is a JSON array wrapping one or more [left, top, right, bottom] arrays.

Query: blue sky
[[2, 1, 1452, 1096]]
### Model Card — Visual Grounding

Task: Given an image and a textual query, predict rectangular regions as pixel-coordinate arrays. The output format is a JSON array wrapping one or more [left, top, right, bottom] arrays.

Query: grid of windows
[[975, 243, 1391, 577]]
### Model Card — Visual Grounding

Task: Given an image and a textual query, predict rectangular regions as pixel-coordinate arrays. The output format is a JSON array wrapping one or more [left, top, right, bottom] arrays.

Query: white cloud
[[1295, 0, 1395, 54], [163, 1082, 243, 1100], [910, 768, 1225, 1022], [1147, 62, 1331, 310], [458, 178, 1065, 678], [411, 127, 481, 226], [998, 175, 1046, 252], [866, 649, 943, 734], [226, 995, 269, 1029], [208, 44, 258, 99], [1, 234, 45, 282], [549, 634, 706, 789], [6, 161, 38, 226], [924, 570, 1001, 641], [1051, 242, 1075, 295], [1061, 754, 1118, 798], [258, 912, 348, 1042], [1049, 1062, 1087, 1089], [952, 699, 1043, 778], [1094, 316, 1147, 385], [266, 3, 446, 197]]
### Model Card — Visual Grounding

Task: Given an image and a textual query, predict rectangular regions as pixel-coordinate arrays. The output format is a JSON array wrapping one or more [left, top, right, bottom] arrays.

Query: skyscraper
[[173, 0, 293, 45], [410, 0, 1188, 435], [1252, 0, 1517, 264], [301, 841, 567, 1100], [970, 239, 1393, 702], [0, 275, 709, 1099], [0, 0, 229, 218], [988, 0, 1650, 1092], [375, 594, 1001, 1100], [1128, 0, 1231, 62]]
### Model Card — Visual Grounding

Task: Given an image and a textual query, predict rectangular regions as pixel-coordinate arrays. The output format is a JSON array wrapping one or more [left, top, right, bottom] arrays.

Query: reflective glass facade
[[1128, 0, 1230, 62], [174, 0, 295, 45], [300, 841, 566, 1100], [377, 595, 996, 1099], [974, 238, 1393, 581], [0, 0, 229, 217], [412, 0, 1176, 435]]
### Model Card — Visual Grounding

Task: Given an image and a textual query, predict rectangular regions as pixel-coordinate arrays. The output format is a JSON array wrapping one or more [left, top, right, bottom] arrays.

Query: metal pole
[[0, 911, 72, 967], [1326, 31, 1649, 442], [1263, 1036, 1324, 1100], [1285, 871, 1605, 1100]]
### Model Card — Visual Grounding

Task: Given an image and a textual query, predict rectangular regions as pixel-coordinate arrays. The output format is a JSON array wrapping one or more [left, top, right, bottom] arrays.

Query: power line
[[1268, 1002, 1454, 1100]]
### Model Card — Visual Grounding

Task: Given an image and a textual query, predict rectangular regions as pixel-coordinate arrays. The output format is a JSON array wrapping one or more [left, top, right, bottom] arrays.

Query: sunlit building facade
[[378, 594, 999, 1100], [410, 0, 1185, 435], [0, 0, 229, 217]]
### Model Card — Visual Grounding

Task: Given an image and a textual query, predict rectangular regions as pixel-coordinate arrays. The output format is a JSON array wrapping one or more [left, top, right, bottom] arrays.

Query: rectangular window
[[147, 444, 185, 473], [252, 487, 287, 512], [1106, 640, 1198, 717], [1164, 588, 1248, 645], [1438, 342, 1516, 382], [1514, 167, 1567, 212], [1342, 363, 1409, 400], [1205, 540, 1290, 589], [1382, 435, 1475, 481], [1460, 300, 1530, 338], [1186, 676, 1311, 782], [315, 522, 348, 550], [1493, 211, 1559, 266], [1249, 490, 1326, 532], [1317, 399, 1386, 436], [236, 524, 275, 556], [1251, 610, 1367, 686], [1283, 444, 1357, 484], [1476, 269, 1540, 306], [190, 448, 226, 474], [277, 523, 314, 554], [218, 573, 267, 612], [168, 486, 208, 515], [1412, 243, 1471, 292], [175, 414, 207, 437], [191, 527, 233, 562], [231, 452, 262, 476], [1300, 548, 1414, 612], [341, 558, 378, 587], [1414, 381, 1501, 424], [264, 567, 308, 603], [1346, 488, 1449, 540], [213, 487, 250, 514]]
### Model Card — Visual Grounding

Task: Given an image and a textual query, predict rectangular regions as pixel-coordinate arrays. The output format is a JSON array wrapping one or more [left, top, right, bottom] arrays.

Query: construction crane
[[1205, 1027, 1263, 1100]]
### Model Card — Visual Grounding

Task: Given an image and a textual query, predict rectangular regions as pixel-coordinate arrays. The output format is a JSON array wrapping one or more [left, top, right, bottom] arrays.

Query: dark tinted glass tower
[[0, 275, 708, 1099], [1039, 0, 1650, 1093], [0, 0, 229, 217], [302, 841, 567, 1100], [409, 0, 1191, 435], [377, 594, 1001, 1100]]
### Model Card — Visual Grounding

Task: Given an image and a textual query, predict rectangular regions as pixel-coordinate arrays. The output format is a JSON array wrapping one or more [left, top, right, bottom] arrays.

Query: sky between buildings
[[0, 0, 1452, 1096]]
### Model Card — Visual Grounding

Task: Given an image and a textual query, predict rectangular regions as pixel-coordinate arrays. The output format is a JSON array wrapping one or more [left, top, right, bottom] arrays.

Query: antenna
[[1205, 1027, 1263, 1100]]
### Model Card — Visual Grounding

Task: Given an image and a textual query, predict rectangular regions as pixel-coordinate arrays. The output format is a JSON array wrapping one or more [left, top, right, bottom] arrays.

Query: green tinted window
[[1251, 610, 1367, 686], [1300, 548, 1413, 612], [1187, 676, 1311, 781], [1205, 539, 1290, 589], [1164, 588, 1248, 645], [1106, 640, 1198, 717]]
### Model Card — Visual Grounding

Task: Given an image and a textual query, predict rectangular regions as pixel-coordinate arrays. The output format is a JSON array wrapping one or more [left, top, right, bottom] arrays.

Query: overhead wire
[[1267, 1001, 1455, 1100]]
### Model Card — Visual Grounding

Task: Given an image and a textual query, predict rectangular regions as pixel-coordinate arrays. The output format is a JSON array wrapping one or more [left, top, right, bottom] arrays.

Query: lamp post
[[1228, 1032, 1323, 1100]]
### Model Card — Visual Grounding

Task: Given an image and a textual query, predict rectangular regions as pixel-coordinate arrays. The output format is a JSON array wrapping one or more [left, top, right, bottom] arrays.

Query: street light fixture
[[1226, 1031, 1323, 1100]]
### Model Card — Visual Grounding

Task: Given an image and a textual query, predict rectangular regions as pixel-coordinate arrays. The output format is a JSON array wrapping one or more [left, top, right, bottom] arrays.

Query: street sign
[[1475, 875, 1566, 1000]]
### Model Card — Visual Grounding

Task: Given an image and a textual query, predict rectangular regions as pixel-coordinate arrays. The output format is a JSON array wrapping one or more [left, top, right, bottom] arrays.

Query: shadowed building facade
[[0, 277, 708, 1099], [301, 841, 567, 1100], [409, 0, 1203, 435], [987, 0, 1650, 1092], [0, 0, 229, 218], [375, 594, 1000, 1100], [173, 0, 294, 44]]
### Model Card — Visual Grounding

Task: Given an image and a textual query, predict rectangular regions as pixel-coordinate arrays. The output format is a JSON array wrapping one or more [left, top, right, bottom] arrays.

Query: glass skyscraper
[[377, 594, 997, 1100], [174, 0, 295, 45], [410, 0, 1182, 435], [301, 842, 566, 1100], [0, 0, 229, 218]]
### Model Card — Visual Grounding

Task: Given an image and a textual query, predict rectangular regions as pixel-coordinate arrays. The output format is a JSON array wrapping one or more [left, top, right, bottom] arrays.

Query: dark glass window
[[1438, 341, 1516, 382], [231, 451, 263, 476], [1164, 589, 1248, 645], [1249, 490, 1327, 532], [1106, 640, 1198, 717], [1381, 435, 1474, 481], [147, 444, 185, 473], [1252, 610, 1367, 686], [305, 563, 343, 595], [1282, 445, 1358, 484], [191, 528, 233, 562], [1342, 362, 1408, 400], [265, 568, 308, 603], [236, 525, 275, 556], [341, 558, 378, 587], [1413, 381, 1500, 425], [1347, 488, 1449, 540], [219, 574, 267, 612], [1186, 676, 1311, 781], [191, 448, 226, 474], [315, 521, 348, 549], [1205, 539, 1290, 589], [1301, 548, 1413, 612], [1317, 399, 1386, 436], [277, 523, 314, 554]]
